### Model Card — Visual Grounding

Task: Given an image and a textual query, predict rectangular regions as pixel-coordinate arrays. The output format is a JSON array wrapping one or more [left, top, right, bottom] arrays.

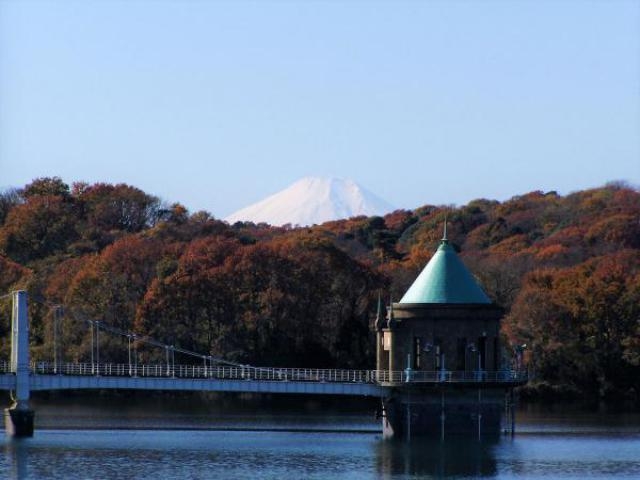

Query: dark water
[[1, 394, 639, 479]]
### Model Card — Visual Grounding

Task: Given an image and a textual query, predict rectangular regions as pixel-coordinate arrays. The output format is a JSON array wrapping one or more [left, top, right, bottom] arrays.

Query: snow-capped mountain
[[225, 177, 395, 227]]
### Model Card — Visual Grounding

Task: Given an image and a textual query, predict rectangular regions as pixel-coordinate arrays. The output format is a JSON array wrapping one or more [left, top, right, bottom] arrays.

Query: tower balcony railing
[[375, 368, 528, 385]]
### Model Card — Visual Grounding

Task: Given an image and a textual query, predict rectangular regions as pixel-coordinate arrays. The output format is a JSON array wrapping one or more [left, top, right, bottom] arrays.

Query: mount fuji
[[225, 177, 395, 227]]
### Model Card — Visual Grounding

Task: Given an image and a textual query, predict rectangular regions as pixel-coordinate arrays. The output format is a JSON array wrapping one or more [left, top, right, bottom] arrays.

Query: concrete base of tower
[[4, 402, 34, 438], [381, 387, 506, 440]]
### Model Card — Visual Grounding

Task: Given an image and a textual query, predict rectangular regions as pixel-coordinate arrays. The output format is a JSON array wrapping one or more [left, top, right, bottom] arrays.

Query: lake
[[1, 393, 639, 479]]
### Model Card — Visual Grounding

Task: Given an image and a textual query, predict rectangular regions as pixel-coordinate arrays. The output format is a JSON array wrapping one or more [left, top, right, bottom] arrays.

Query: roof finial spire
[[442, 213, 448, 242]]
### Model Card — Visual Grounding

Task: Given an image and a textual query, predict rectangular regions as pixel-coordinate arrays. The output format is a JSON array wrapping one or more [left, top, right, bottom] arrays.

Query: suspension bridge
[[0, 291, 527, 437]]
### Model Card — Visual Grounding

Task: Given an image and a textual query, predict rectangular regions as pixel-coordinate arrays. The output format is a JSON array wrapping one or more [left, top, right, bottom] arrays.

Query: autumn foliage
[[1, 178, 639, 404]]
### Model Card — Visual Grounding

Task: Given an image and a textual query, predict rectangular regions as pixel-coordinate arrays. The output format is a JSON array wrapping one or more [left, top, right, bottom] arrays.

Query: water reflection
[[4, 439, 28, 480], [375, 437, 498, 478], [1, 395, 639, 480], [1, 427, 639, 480]]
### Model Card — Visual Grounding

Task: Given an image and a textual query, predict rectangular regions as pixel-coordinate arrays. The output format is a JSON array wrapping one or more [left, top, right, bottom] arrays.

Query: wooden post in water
[[440, 390, 445, 442], [510, 388, 516, 436], [477, 388, 482, 440], [406, 392, 411, 442]]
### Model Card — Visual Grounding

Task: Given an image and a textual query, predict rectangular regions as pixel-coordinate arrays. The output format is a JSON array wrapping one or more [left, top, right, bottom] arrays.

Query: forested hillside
[[1, 177, 639, 404]]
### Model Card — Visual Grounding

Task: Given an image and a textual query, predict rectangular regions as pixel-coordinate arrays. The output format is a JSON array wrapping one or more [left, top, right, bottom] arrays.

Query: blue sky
[[1, 0, 638, 218]]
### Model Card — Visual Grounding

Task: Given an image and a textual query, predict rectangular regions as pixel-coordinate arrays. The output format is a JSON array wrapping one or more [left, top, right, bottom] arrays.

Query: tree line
[[1, 177, 639, 404]]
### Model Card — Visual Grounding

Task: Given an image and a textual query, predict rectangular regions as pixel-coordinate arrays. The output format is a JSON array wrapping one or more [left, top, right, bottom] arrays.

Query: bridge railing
[[24, 361, 527, 385], [28, 362, 376, 382]]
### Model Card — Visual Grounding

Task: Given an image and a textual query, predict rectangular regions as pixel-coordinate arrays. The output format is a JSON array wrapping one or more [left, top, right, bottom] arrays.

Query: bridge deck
[[28, 375, 384, 396], [0, 362, 527, 396]]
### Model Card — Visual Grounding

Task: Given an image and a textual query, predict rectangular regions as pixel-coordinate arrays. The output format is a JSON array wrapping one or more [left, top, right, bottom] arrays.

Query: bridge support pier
[[381, 387, 506, 440], [5, 291, 34, 437], [4, 404, 34, 438]]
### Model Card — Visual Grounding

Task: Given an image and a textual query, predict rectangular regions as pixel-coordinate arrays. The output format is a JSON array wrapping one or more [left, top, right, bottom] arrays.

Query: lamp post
[[405, 353, 412, 383], [95, 321, 100, 376], [90, 321, 94, 375], [132, 334, 138, 377], [171, 346, 175, 378], [52, 305, 62, 374], [127, 334, 132, 376]]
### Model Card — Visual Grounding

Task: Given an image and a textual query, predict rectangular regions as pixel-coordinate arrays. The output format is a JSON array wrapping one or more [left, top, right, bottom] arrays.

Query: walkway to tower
[[0, 291, 525, 395], [0, 290, 526, 436]]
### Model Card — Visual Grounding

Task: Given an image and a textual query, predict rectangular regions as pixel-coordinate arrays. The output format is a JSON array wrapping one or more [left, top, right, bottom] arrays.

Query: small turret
[[386, 297, 397, 329], [374, 292, 385, 331]]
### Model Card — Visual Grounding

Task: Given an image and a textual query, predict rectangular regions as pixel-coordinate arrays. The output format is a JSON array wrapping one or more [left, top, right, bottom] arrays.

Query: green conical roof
[[399, 240, 491, 304]]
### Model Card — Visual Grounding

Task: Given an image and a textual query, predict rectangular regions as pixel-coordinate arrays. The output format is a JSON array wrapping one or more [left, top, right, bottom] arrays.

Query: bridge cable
[[18, 290, 261, 371]]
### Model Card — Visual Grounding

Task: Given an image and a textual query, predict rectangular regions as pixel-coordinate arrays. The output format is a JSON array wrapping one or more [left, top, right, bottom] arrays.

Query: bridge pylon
[[4, 290, 34, 437]]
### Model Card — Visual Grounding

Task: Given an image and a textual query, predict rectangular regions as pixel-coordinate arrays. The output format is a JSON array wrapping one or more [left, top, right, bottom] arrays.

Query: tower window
[[478, 336, 487, 370], [383, 332, 391, 351], [434, 339, 442, 370]]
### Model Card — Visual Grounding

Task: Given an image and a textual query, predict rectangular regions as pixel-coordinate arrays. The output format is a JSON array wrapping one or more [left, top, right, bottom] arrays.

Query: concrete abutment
[[381, 386, 511, 440]]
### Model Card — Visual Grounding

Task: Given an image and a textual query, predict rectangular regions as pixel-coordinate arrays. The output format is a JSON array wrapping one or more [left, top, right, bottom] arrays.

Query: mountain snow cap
[[225, 176, 395, 227]]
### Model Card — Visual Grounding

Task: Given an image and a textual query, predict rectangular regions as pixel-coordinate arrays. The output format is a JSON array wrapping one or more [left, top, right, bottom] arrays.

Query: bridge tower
[[4, 290, 34, 437], [376, 229, 514, 439]]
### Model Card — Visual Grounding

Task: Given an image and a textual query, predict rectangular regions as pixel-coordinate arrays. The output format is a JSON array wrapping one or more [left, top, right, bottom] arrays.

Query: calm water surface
[[0, 394, 639, 479]]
